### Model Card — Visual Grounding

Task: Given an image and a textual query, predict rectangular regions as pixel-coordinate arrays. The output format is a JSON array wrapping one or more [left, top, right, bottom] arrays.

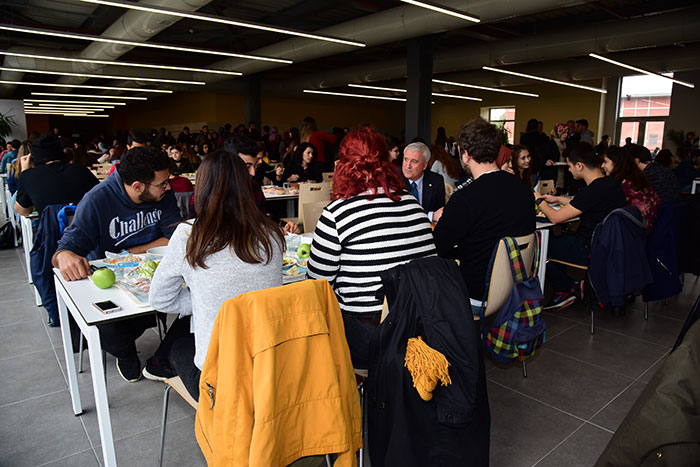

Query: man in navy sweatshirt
[[52, 146, 182, 382]]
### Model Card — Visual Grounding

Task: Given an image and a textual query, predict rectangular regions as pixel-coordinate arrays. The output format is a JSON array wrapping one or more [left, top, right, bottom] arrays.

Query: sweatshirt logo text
[[109, 210, 163, 244]]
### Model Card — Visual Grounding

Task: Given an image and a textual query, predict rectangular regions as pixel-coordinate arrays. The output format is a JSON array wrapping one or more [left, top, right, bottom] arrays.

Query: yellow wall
[[117, 80, 604, 143], [431, 80, 605, 143]]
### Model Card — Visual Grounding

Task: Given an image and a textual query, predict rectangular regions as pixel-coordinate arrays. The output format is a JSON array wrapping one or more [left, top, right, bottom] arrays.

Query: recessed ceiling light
[[0, 80, 172, 93], [400, 0, 480, 23], [0, 51, 242, 76], [32, 92, 148, 100], [79, 0, 365, 48], [0, 66, 205, 85], [0, 24, 292, 64], [588, 53, 694, 89], [432, 79, 540, 97], [482, 66, 607, 93]]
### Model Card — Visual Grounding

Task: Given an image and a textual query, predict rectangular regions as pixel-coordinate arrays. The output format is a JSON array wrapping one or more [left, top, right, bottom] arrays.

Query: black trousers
[[169, 334, 200, 401], [97, 314, 156, 359]]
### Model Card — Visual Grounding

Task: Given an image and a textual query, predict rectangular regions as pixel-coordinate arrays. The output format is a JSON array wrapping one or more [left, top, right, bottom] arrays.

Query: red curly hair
[[332, 127, 405, 201]]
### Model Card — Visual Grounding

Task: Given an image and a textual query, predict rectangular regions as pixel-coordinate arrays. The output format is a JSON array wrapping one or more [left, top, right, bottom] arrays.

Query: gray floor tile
[[488, 350, 634, 419], [534, 423, 612, 467], [590, 381, 647, 432], [0, 280, 36, 302], [111, 416, 205, 467], [38, 449, 100, 467], [541, 313, 579, 341], [637, 353, 668, 384], [0, 348, 67, 407], [0, 390, 92, 467], [488, 382, 582, 467], [544, 324, 668, 379], [0, 296, 41, 327], [0, 319, 52, 359]]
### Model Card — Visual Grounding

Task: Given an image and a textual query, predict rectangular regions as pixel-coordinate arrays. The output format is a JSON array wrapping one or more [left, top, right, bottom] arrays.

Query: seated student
[[402, 142, 445, 219], [14, 134, 99, 217], [167, 145, 194, 175], [274, 142, 323, 185], [502, 144, 535, 190], [629, 144, 681, 206], [433, 118, 535, 307], [674, 149, 700, 192], [601, 145, 661, 232], [535, 142, 626, 309], [52, 146, 182, 382], [145, 150, 284, 398], [0, 139, 20, 173]]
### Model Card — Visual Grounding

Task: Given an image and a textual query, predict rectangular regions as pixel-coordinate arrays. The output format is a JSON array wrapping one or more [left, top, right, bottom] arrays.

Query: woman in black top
[[276, 142, 323, 184], [168, 145, 194, 175]]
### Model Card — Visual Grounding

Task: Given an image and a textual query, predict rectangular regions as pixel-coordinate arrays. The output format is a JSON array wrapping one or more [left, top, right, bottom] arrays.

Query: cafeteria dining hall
[[1, 1, 700, 466]]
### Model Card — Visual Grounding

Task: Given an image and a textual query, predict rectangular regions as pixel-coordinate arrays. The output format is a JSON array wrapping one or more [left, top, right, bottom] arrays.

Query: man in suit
[[402, 142, 445, 221]]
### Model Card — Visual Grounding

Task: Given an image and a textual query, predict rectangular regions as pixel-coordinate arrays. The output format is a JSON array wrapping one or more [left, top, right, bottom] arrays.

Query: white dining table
[[20, 213, 42, 306], [54, 268, 157, 467], [263, 188, 299, 218]]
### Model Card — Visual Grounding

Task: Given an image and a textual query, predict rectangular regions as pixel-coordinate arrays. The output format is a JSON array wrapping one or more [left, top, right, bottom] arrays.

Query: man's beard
[[139, 190, 161, 203], [460, 158, 472, 177]]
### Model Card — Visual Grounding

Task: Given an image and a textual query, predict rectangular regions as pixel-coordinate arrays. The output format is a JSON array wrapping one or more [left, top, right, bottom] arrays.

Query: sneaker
[[116, 354, 142, 383], [544, 291, 576, 311], [142, 357, 175, 382]]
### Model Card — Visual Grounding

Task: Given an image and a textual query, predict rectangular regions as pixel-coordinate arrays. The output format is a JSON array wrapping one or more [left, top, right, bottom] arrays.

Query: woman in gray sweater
[[146, 149, 284, 399]]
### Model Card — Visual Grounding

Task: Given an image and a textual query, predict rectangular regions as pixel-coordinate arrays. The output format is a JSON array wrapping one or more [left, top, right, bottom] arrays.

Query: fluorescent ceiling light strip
[[79, 0, 365, 48], [34, 103, 114, 108], [303, 89, 406, 102], [0, 66, 204, 85], [26, 111, 95, 115], [0, 24, 292, 64], [32, 92, 147, 100], [26, 106, 99, 111], [25, 99, 125, 105], [588, 53, 694, 89], [0, 80, 171, 93], [0, 51, 242, 76], [432, 79, 539, 97], [432, 92, 481, 101], [26, 112, 109, 117], [400, 0, 479, 23], [349, 83, 406, 92], [482, 66, 607, 93]]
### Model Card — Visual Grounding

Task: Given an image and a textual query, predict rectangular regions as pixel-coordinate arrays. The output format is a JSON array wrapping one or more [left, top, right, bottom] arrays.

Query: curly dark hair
[[223, 133, 259, 157], [456, 118, 501, 164], [118, 146, 170, 185]]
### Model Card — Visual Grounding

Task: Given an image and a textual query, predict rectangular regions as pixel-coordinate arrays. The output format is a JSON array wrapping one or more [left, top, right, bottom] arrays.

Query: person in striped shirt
[[307, 127, 436, 368]]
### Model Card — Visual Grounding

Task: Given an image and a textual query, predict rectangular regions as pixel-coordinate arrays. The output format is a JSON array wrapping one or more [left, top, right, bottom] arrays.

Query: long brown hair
[[185, 149, 284, 269], [606, 145, 651, 191], [511, 144, 533, 189], [428, 144, 462, 180]]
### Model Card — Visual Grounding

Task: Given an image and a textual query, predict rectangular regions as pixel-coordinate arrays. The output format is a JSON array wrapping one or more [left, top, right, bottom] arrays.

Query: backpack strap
[[504, 232, 541, 283]]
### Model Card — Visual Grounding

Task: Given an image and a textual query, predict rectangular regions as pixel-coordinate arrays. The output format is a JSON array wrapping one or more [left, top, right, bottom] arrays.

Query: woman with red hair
[[307, 127, 436, 368]]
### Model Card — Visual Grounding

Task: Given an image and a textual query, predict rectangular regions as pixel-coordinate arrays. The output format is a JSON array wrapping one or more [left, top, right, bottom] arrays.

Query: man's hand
[[283, 222, 301, 234], [545, 160, 555, 166], [432, 207, 444, 224], [542, 194, 559, 204], [54, 250, 90, 281], [275, 166, 284, 176], [288, 174, 300, 182]]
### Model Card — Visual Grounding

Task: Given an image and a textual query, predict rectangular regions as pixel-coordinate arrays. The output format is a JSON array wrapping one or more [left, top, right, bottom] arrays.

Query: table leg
[[538, 229, 550, 294], [21, 217, 32, 283], [86, 324, 118, 467], [286, 199, 295, 218], [55, 278, 83, 416]]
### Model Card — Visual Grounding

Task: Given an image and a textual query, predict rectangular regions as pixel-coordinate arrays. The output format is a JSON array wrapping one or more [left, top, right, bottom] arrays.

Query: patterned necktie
[[411, 181, 419, 200]]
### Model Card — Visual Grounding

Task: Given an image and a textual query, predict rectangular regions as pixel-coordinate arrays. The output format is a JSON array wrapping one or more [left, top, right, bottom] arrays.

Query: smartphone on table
[[93, 300, 122, 314]]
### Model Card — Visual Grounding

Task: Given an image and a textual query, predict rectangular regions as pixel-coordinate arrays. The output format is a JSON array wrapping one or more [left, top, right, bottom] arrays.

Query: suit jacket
[[407, 170, 445, 213]]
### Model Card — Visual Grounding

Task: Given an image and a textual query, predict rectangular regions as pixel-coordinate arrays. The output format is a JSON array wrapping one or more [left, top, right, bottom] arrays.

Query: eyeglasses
[[145, 178, 170, 190]]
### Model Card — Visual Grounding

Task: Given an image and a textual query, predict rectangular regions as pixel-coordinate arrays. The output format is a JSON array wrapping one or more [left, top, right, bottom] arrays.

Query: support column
[[244, 76, 261, 128], [405, 37, 434, 143]]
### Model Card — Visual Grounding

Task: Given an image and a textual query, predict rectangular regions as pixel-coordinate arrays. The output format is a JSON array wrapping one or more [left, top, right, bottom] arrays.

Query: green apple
[[297, 243, 311, 259], [92, 268, 116, 289]]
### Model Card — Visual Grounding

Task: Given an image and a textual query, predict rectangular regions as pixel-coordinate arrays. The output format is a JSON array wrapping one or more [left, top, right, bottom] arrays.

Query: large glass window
[[488, 107, 516, 145], [616, 74, 673, 151]]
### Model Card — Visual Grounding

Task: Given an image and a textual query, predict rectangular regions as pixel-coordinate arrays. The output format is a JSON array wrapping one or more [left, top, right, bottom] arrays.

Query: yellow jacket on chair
[[195, 279, 362, 467]]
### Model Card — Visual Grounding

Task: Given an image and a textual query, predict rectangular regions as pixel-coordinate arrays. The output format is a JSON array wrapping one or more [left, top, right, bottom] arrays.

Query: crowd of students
[[1, 114, 698, 466]]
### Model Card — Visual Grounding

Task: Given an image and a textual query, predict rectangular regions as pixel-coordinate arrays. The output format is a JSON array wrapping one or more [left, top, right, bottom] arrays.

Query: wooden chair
[[538, 179, 555, 195], [478, 233, 538, 377], [322, 172, 334, 184], [158, 376, 198, 467], [282, 182, 331, 229], [301, 200, 329, 233], [444, 183, 455, 203]]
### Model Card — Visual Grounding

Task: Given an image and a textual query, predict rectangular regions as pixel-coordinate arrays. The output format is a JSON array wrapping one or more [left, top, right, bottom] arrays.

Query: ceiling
[[0, 0, 698, 104]]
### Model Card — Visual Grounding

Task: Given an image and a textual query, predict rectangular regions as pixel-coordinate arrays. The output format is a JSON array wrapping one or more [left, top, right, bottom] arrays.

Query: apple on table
[[92, 268, 116, 289], [297, 243, 311, 259]]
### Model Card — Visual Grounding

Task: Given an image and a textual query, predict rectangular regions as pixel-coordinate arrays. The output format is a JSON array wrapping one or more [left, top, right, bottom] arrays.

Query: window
[[487, 107, 516, 145], [616, 74, 672, 151]]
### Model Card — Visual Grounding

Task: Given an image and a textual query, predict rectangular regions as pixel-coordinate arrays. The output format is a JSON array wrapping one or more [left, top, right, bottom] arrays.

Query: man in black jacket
[[402, 142, 445, 220]]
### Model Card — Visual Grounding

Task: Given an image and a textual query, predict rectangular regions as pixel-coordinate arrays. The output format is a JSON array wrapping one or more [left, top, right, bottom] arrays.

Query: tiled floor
[[0, 244, 695, 467]]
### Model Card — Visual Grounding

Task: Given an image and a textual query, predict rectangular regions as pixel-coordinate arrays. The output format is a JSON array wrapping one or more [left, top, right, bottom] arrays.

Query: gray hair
[[404, 142, 431, 163]]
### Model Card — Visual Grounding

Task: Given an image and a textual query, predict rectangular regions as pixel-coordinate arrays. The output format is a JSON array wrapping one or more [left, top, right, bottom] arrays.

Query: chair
[[158, 376, 198, 467], [538, 179, 554, 195], [322, 172, 334, 184], [301, 200, 328, 233], [444, 183, 455, 203], [282, 182, 331, 229], [174, 192, 193, 219], [478, 233, 537, 377]]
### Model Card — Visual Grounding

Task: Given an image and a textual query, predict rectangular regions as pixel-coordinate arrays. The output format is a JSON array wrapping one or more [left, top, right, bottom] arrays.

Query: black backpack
[[0, 221, 16, 249]]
